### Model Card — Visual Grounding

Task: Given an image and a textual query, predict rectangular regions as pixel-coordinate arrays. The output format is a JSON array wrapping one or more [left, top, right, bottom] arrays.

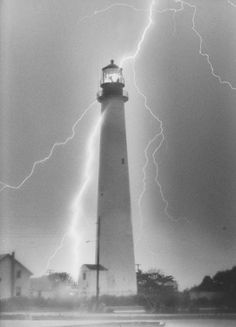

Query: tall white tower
[[96, 60, 137, 296]]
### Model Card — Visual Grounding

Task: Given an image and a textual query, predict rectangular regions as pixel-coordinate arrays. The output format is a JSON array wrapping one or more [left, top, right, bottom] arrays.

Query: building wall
[[97, 96, 137, 296], [78, 266, 108, 297], [0, 256, 31, 299], [14, 262, 31, 297], [0, 257, 11, 299]]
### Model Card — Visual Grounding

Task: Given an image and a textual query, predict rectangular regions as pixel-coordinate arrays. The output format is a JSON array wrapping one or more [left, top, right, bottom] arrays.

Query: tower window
[[121, 158, 125, 165], [83, 272, 86, 280], [16, 270, 21, 278]]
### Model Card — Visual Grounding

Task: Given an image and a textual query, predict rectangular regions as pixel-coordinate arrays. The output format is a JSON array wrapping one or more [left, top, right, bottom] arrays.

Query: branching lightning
[[119, 0, 188, 236], [68, 115, 103, 279], [0, 101, 96, 192], [44, 115, 103, 278], [0, 3, 148, 194], [43, 233, 68, 275], [133, 64, 178, 224], [78, 2, 145, 23], [122, 0, 236, 236], [119, 0, 155, 67], [177, 0, 236, 90]]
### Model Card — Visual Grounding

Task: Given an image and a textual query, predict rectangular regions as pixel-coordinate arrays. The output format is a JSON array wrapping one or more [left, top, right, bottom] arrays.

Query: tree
[[198, 275, 216, 291], [137, 269, 178, 312], [189, 266, 236, 310], [48, 272, 74, 288], [213, 266, 236, 292]]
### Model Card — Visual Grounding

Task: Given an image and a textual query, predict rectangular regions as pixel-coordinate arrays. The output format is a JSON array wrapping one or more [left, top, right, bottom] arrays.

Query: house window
[[16, 287, 21, 296], [83, 272, 86, 280], [16, 270, 21, 278], [121, 158, 125, 164], [0, 277, 2, 282]]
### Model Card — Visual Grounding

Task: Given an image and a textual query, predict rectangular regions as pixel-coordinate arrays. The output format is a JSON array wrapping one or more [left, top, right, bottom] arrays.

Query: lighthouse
[[96, 60, 137, 296]]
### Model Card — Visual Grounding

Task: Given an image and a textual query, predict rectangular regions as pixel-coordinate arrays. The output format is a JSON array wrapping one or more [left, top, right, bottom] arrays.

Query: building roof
[[102, 59, 119, 71], [83, 264, 107, 271], [0, 253, 33, 275]]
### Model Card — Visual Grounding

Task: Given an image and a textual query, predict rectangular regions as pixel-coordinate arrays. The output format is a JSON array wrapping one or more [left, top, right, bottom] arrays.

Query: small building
[[78, 264, 108, 297], [0, 252, 33, 299]]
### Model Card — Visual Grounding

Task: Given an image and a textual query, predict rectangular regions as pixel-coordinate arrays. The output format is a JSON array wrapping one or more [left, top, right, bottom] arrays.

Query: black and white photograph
[[0, 0, 236, 326]]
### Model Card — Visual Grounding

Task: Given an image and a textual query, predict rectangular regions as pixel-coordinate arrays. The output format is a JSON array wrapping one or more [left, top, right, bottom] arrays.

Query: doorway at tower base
[[78, 264, 137, 297]]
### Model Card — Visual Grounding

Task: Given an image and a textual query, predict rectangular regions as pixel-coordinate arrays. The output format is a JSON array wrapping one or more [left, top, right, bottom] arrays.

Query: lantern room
[[97, 60, 128, 102], [101, 60, 125, 86]]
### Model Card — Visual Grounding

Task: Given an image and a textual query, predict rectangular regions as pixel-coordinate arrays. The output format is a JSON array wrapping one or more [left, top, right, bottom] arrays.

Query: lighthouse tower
[[96, 60, 137, 296]]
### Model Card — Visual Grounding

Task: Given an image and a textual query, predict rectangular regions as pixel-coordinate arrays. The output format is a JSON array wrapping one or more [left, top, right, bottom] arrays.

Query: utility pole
[[96, 216, 101, 310]]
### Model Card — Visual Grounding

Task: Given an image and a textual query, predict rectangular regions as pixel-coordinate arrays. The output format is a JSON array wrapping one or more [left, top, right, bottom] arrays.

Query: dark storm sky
[[0, 0, 236, 289]]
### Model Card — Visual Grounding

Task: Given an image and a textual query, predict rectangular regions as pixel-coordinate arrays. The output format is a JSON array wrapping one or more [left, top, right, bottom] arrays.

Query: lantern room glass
[[101, 67, 125, 85]]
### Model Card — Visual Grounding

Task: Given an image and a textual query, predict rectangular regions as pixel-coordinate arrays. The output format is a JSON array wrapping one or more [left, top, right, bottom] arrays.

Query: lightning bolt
[[44, 114, 103, 279], [177, 0, 236, 91], [0, 101, 96, 192], [78, 2, 146, 23], [0, 1, 156, 193], [121, 0, 236, 237], [0, 3, 146, 193], [119, 0, 162, 241], [119, 0, 188, 240], [119, 0, 155, 67], [68, 114, 103, 279], [43, 233, 68, 275], [133, 65, 182, 225]]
